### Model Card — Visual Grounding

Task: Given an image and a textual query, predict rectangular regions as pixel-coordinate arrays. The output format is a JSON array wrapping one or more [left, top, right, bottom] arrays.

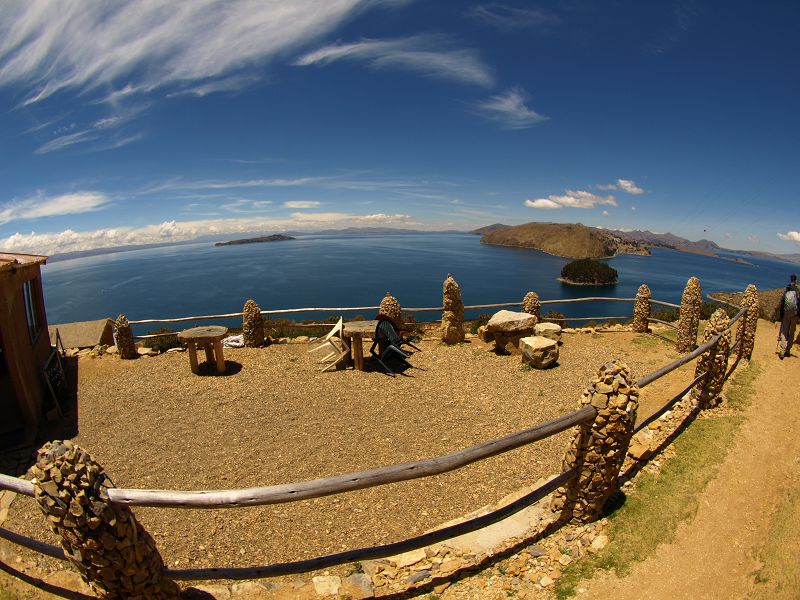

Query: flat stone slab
[[486, 310, 537, 334], [534, 322, 562, 342], [49, 319, 114, 349]]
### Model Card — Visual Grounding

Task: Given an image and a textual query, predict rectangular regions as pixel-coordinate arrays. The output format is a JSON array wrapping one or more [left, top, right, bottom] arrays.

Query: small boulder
[[520, 336, 559, 369], [534, 322, 562, 343], [486, 310, 537, 334]]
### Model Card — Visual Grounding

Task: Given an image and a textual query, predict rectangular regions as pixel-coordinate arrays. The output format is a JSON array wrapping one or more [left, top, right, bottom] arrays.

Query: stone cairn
[[631, 284, 651, 333], [242, 298, 266, 347], [31, 440, 180, 599], [441, 274, 465, 345], [738, 284, 759, 361], [692, 308, 731, 409], [113, 314, 137, 360], [675, 277, 702, 354], [551, 360, 639, 523], [522, 291, 541, 320], [379, 292, 402, 322]]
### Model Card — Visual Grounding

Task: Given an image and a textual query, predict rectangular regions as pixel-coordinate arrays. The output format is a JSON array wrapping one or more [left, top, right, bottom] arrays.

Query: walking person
[[778, 275, 799, 359]]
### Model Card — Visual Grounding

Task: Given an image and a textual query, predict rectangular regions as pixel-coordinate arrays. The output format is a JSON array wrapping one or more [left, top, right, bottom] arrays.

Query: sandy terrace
[[4, 327, 693, 576]]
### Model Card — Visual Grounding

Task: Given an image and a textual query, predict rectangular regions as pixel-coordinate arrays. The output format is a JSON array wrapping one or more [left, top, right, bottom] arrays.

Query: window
[[22, 279, 43, 343]]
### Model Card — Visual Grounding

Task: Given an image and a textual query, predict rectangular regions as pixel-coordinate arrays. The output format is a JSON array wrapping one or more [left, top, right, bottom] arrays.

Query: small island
[[215, 234, 295, 246], [559, 258, 618, 285]]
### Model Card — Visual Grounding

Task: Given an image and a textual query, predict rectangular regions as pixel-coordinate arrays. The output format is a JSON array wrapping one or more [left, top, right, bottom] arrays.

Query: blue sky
[[0, 0, 798, 255]]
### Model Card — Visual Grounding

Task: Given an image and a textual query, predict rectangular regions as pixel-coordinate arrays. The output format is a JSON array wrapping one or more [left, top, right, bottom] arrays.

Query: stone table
[[177, 325, 228, 374]]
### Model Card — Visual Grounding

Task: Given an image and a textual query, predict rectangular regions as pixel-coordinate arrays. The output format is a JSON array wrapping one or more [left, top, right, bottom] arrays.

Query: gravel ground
[[4, 326, 693, 577]]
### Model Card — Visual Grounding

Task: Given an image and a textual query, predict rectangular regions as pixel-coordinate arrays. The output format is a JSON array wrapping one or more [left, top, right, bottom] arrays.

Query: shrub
[[652, 308, 679, 322], [543, 310, 567, 326], [469, 314, 492, 334], [560, 258, 618, 285], [142, 328, 183, 353]]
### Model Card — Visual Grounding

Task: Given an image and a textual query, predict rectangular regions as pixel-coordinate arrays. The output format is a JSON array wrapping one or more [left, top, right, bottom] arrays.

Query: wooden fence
[[0, 286, 754, 595]]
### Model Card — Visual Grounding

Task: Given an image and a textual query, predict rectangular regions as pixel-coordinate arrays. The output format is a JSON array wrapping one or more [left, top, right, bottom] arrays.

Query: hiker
[[777, 274, 799, 359]]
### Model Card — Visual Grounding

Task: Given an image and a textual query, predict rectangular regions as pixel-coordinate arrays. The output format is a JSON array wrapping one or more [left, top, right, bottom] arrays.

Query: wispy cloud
[[295, 34, 494, 87], [284, 200, 321, 209], [34, 130, 97, 154], [597, 178, 644, 194], [465, 4, 560, 30], [34, 105, 148, 154], [778, 231, 800, 244], [524, 189, 617, 210], [0, 1, 381, 104], [473, 87, 548, 129], [0, 192, 109, 225]]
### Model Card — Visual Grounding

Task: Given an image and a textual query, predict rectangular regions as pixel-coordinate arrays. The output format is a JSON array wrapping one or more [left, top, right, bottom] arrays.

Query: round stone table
[[177, 325, 228, 374]]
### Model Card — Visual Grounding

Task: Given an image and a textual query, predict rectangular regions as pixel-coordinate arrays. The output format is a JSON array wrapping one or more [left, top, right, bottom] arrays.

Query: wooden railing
[[0, 290, 753, 591]]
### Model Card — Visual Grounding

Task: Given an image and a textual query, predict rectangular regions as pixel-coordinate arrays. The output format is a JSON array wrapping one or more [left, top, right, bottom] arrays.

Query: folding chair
[[369, 318, 421, 376], [308, 317, 350, 372]]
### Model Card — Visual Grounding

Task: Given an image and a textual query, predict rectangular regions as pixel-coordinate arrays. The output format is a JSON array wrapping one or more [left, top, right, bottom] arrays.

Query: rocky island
[[215, 234, 295, 246], [560, 258, 618, 285], [480, 222, 650, 258]]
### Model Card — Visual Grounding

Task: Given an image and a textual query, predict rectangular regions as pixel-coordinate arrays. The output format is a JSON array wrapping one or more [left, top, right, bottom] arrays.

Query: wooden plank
[[166, 468, 577, 581], [0, 474, 35, 496], [106, 407, 596, 508], [187, 342, 199, 374], [352, 333, 364, 371], [214, 340, 225, 373]]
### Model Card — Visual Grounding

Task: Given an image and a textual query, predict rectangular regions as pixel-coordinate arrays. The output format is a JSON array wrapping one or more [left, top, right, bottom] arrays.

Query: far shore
[[557, 277, 617, 286]]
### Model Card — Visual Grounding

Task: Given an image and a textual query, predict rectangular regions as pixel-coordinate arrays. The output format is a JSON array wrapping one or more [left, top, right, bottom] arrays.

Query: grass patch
[[555, 361, 760, 598]]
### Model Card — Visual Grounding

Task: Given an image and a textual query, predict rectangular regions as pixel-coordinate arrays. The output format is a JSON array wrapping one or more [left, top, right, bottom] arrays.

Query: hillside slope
[[481, 222, 650, 259]]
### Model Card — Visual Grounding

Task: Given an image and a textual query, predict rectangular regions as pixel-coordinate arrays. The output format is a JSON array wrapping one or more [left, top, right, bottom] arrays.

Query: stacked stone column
[[738, 284, 759, 361], [32, 440, 180, 599], [522, 291, 541, 320], [692, 309, 731, 409], [631, 284, 651, 333], [440, 274, 465, 344], [242, 298, 266, 347], [551, 360, 639, 522], [114, 314, 137, 360], [379, 292, 402, 322], [675, 277, 702, 353]]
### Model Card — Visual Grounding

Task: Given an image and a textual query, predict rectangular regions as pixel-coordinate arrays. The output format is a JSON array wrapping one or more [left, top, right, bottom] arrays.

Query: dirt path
[[577, 322, 800, 599]]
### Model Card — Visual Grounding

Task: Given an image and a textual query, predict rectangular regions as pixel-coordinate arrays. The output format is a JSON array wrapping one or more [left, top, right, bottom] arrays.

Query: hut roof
[[0, 253, 48, 272]]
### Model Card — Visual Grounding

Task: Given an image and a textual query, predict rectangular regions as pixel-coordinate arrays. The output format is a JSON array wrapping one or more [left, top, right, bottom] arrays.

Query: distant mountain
[[481, 222, 650, 259], [215, 234, 295, 246], [469, 223, 511, 236], [606, 229, 721, 256]]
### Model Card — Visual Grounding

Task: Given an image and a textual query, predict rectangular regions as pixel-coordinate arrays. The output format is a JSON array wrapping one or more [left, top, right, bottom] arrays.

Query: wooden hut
[[0, 253, 54, 446]]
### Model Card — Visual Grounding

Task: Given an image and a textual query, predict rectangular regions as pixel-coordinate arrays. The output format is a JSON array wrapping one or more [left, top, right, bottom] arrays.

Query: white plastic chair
[[308, 317, 350, 371]]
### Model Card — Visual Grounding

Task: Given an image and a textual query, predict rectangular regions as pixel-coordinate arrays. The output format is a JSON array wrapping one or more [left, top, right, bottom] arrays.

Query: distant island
[[215, 234, 295, 246], [480, 222, 650, 259], [560, 258, 618, 285]]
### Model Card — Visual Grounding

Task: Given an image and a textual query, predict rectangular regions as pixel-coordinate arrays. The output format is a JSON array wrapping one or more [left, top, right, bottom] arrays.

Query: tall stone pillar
[[242, 298, 266, 347], [675, 277, 702, 353], [631, 284, 651, 333], [32, 440, 180, 599], [551, 360, 639, 523], [692, 309, 731, 408], [379, 292, 402, 322], [114, 314, 137, 360], [440, 274, 465, 344], [739, 284, 759, 361]]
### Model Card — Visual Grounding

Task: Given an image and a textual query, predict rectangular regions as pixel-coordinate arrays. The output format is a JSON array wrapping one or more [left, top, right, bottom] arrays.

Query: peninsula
[[480, 222, 650, 259], [215, 234, 295, 246]]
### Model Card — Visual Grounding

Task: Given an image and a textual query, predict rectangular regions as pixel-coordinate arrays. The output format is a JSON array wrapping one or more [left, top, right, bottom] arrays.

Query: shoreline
[[557, 277, 617, 286]]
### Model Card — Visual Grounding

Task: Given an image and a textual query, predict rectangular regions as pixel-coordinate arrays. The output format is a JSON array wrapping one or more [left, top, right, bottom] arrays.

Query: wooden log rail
[[0, 526, 65, 561]]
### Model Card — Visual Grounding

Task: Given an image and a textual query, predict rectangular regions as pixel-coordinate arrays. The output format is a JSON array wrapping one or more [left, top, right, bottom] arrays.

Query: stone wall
[[113, 314, 137, 360], [441, 274, 465, 345], [692, 308, 730, 409], [675, 277, 702, 353], [522, 292, 541, 320], [551, 360, 639, 522], [242, 298, 266, 347], [31, 440, 179, 598], [631, 284, 651, 333]]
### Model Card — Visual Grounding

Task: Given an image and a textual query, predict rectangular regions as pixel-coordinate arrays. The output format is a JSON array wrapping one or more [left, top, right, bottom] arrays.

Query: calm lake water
[[41, 233, 795, 332]]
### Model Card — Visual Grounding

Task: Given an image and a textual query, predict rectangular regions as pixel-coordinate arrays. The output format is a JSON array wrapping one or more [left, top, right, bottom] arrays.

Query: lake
[[41, 233, 795, 332]]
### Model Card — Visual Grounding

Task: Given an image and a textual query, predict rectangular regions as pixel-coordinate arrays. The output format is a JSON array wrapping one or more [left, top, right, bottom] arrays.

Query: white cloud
[[0, 1, 381, 103], [295, 34, 494, 87], [473, 87, 548, 129], [524, 189, 617, 210], [597, 178, 644, 194], [284, 200, 321, 209], [466, 4, 560, 30], [778, 231, 800, 244], [0, 212, 416, 255], [0, 192, 109, 225], [602, 210, 609, 216], [34, 130, 97, 154]]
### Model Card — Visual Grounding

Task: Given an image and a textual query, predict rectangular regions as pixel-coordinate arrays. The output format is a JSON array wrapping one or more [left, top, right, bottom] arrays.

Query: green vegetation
[[542, 310, 567, 326], [469, 313, 492, 334], [560, 258, 618, 285], [142, 328, 183, 353], [555, 361, 760, 598]]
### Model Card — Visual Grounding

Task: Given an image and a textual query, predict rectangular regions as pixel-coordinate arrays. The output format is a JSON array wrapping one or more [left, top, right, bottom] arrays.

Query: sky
[[0, 0, 798, 256]]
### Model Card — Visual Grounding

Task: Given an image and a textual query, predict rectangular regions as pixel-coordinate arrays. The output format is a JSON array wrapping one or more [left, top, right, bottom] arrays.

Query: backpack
[[783, 288, 798, 317]]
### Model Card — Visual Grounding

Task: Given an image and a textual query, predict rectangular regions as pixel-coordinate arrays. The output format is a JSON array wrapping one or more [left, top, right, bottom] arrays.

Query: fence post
[[631, 284, 651, 333], [243, 298, 266, 347], [31, 440, 180, 599], [675, 277, 702, 353], [551, 360, 640, 523], [739, 284, 759, 361], [114, 314, 138, 359], [691, 309, 731, 409], [441, 274, 465, 344], [522, 291, 541, 320]]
